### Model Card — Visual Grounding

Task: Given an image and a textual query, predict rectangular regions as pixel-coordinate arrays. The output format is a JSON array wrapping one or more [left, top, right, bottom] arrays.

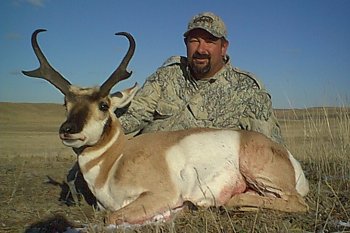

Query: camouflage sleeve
[[118, 71, 162, 134], [236, 73, 284, 144]]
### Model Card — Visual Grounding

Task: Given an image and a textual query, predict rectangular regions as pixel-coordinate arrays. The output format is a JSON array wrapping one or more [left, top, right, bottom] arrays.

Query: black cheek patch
[[102, 117, 112, 135]]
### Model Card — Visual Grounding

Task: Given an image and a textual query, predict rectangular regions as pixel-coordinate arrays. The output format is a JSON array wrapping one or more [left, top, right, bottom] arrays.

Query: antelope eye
[[99, 102, 109, 112]]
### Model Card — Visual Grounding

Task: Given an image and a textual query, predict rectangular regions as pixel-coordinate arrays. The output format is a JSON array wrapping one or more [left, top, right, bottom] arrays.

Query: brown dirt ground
[[0, 103, 349, 232]]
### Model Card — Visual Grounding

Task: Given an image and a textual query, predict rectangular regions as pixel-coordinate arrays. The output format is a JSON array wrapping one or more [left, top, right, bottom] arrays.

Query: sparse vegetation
[[0, 103, 349, 232]]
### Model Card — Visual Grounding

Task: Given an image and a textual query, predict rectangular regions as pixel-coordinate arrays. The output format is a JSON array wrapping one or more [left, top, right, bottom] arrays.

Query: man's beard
[[189, 52, 211, 76]]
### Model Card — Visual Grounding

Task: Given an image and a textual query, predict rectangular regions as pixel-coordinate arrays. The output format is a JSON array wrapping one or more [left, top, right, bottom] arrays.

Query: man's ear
[[221, 39, 229, 57], [184, 37, 188, 45], [110, 83, 139, 111]]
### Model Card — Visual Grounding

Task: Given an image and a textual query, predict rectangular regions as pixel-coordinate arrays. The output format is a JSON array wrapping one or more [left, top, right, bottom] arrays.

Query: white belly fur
[[166, 130, 243, 206]]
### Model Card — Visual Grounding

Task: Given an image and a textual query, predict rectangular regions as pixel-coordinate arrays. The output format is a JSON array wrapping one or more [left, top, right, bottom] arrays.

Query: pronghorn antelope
[[23, 29, 309, 225]]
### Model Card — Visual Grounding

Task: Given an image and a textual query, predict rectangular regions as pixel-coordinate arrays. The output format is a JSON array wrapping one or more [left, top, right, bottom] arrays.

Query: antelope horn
[[100, 32, 135, 97], [22, 29, 71, 95]]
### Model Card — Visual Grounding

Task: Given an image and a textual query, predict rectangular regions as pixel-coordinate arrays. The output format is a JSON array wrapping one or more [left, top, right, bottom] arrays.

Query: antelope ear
[[110, 83, 139, 110]]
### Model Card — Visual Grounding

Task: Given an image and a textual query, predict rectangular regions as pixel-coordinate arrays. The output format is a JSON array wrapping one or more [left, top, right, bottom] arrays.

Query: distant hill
[[0, 102, 348, 158], [0, 102, 348, 126], [274, 106, 349, 120], [0, 102, 65, 124]]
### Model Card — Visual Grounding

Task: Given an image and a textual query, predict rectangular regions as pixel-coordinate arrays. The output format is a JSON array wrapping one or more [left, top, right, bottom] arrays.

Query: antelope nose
[[59, 122, 77, 134]]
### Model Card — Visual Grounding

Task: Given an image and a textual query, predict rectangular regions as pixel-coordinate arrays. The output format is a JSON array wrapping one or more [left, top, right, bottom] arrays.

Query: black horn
[[99, 32, 135, 97], [22, 29, 71, 95]]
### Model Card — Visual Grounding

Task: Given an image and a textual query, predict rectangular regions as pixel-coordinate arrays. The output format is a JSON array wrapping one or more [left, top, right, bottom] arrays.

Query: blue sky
[[1, 0, 349, 109]]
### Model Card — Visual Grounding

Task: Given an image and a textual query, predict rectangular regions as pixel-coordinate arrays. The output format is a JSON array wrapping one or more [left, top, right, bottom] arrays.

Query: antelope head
[[22, 29, 138, 148]]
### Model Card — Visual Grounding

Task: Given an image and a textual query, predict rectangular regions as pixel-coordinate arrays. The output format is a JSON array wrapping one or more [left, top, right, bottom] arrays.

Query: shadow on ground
[[24, 214, 78, 233]]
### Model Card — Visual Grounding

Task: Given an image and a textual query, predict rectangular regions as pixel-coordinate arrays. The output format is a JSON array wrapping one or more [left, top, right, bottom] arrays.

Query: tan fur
[[69, 85, 100, 95], [239, 130, 297, 193], [222, 130, 309, 212], [83, 129, 126, 189]]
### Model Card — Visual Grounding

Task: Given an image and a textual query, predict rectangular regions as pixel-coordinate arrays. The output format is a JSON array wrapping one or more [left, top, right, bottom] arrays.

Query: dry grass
[[0, 103, 349, 232]]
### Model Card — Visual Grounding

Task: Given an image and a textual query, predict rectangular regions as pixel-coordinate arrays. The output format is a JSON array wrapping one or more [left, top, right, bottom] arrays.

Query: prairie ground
[[0, 103, 349, 232]]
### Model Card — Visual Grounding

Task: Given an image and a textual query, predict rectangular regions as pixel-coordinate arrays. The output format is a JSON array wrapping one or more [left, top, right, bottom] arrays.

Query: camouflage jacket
[[119, 56, 283, 144]]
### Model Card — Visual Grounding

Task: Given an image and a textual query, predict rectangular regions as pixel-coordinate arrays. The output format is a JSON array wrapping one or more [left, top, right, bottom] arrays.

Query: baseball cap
[[183, 12, 227, 39]]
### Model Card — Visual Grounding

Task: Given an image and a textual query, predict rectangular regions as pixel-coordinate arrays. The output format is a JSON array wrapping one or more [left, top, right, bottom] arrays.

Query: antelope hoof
[[105, 212, 125, 226]]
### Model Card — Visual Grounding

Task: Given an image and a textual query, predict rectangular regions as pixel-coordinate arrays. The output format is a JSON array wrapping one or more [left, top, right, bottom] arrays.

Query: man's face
[[185, 29, 228, 79]]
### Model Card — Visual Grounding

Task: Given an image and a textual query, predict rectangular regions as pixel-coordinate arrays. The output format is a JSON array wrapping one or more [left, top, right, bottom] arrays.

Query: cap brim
[[183, 27, 223, 39]]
